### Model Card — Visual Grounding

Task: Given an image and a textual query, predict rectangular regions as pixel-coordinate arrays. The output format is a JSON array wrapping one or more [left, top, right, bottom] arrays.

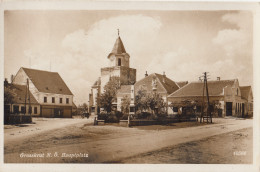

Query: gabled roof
[[21, 67, 73, 95], [168, 79, 236, 97], [176, 81, 188, 88], [240, 86, 252, 100], [111, 36, 126, 55], [6, 84, 39, 104], [135, 73, 179, 94], [154, 73, 180, 94]]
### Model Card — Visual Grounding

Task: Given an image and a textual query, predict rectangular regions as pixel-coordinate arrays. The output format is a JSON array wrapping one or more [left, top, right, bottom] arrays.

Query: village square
[[3, 10, 254, 164]]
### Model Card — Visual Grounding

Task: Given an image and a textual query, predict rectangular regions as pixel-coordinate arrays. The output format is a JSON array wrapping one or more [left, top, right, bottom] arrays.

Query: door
[[226, 102, 232, 116]]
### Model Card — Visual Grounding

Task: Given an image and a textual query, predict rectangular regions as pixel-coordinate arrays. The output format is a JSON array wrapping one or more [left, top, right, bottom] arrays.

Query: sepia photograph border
[[0, 1, 260, 172]]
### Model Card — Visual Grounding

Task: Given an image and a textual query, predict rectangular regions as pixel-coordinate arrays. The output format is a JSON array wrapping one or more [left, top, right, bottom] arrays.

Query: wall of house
[[41, 105, 72, 118], [247, 89, 253, 116], [223, 80, 244, 117], [167, 96, 225, 116], [38, 92, 73, 106], [10, 103, 41, 116], [12, 68, 40, 102]]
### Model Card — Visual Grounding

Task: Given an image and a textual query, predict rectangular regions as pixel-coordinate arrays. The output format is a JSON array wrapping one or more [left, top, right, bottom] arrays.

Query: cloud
[[212, 11, 252, 58], [59, 15, 162, 104], [211, 11, 252, 85], [22, 12, 253, 105]]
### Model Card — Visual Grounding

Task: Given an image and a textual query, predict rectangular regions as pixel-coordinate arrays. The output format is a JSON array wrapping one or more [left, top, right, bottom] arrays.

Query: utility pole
[[24, 78, 31, 116], [24, 80, 27, 115], [200, 72, 212, 123], [27, 79, 31, 116]]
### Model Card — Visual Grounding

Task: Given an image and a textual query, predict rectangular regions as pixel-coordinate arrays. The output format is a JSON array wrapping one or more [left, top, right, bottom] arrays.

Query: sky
[[4, 10, 253, 105]]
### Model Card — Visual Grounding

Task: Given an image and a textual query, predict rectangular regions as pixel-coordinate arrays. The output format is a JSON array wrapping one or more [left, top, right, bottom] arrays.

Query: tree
[[4, 86, 16, 105], [135, 89, 166, 116], [147, 92, 166, 116], [135, 89, 149, 112], [98, 76, 120, 113], [121, 95, 130, 114]]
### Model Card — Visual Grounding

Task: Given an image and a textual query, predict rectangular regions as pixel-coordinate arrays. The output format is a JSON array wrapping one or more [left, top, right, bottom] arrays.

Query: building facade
[[168, 79, 253, 117], [12, 67, 74, 118]]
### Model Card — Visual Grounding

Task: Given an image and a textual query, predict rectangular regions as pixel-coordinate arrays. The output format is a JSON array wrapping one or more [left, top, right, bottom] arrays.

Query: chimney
[[10, 74, 14, 83], [4, 78, 8, 87], [217, 77, 220, 81], [145, 71, 148, 77], [162, 72, 166, 83]]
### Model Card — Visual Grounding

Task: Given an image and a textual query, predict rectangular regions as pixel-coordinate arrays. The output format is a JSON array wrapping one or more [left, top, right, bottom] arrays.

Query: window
[[52, 97, 55, 103], [13, 105, 19, 113], [237, 88, 239, 95], [130, 107, 135, 112], [60, 98, 63, 104], [66, 98, 69, 104], [172, 107, 178, 112], [44, 97, 47, 103], [118, 58, 121, 66], [21, 106, 26, 113], [34, 107, 37, 114]]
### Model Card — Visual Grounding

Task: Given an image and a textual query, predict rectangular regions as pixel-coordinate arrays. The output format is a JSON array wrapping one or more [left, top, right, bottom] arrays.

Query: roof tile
[[169, 80, 236, 97], [22, 67, 73, 95]]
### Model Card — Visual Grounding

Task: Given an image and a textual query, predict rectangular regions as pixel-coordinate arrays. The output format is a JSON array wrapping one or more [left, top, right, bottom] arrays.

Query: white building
[[12, 67, 74, 118]]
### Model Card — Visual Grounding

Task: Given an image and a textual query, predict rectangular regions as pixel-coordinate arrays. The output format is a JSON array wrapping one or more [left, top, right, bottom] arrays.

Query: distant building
[[168, 78, 253, 117], [11, 67, 74, 118]]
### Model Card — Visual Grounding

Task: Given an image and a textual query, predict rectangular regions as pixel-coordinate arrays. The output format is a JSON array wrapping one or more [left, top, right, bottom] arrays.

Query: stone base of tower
[[101, 66, 136, 93]]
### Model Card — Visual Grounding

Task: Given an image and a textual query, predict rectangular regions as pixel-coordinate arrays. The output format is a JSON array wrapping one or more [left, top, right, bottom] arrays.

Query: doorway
[[226, 102, 232, 116], [54, 108, 63, 118]]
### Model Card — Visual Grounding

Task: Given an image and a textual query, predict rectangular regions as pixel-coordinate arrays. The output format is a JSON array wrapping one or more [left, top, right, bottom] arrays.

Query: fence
[[94, 116, 197, 127], [5, 114, 32, 124]]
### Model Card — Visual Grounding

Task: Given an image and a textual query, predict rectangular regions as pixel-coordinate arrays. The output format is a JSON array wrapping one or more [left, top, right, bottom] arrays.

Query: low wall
[[95, 117, 196, 127], [129, 118, 196, 126], [7, 114, 32, 124]]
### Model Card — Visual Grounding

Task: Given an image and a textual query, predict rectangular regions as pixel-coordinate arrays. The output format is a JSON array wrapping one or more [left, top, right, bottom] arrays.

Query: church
[[89, 32, 136, 115], [88, 31, 184, 115]]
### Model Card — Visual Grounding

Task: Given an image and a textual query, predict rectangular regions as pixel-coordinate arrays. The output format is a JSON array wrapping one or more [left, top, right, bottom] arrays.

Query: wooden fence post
[[127, 115, 131, 127], [94, 117, 97, 125]]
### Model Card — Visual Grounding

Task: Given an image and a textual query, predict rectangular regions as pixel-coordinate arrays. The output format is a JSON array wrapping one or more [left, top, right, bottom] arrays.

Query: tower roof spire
[[110, 30, 126, 54]]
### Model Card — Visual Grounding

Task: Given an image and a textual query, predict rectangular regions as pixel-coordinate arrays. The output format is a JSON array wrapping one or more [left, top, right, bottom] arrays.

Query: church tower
[[100, 31, 136, 92]]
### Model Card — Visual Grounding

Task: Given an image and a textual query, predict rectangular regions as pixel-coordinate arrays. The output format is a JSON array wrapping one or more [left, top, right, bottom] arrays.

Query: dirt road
[[4, 117, 252, 163]]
